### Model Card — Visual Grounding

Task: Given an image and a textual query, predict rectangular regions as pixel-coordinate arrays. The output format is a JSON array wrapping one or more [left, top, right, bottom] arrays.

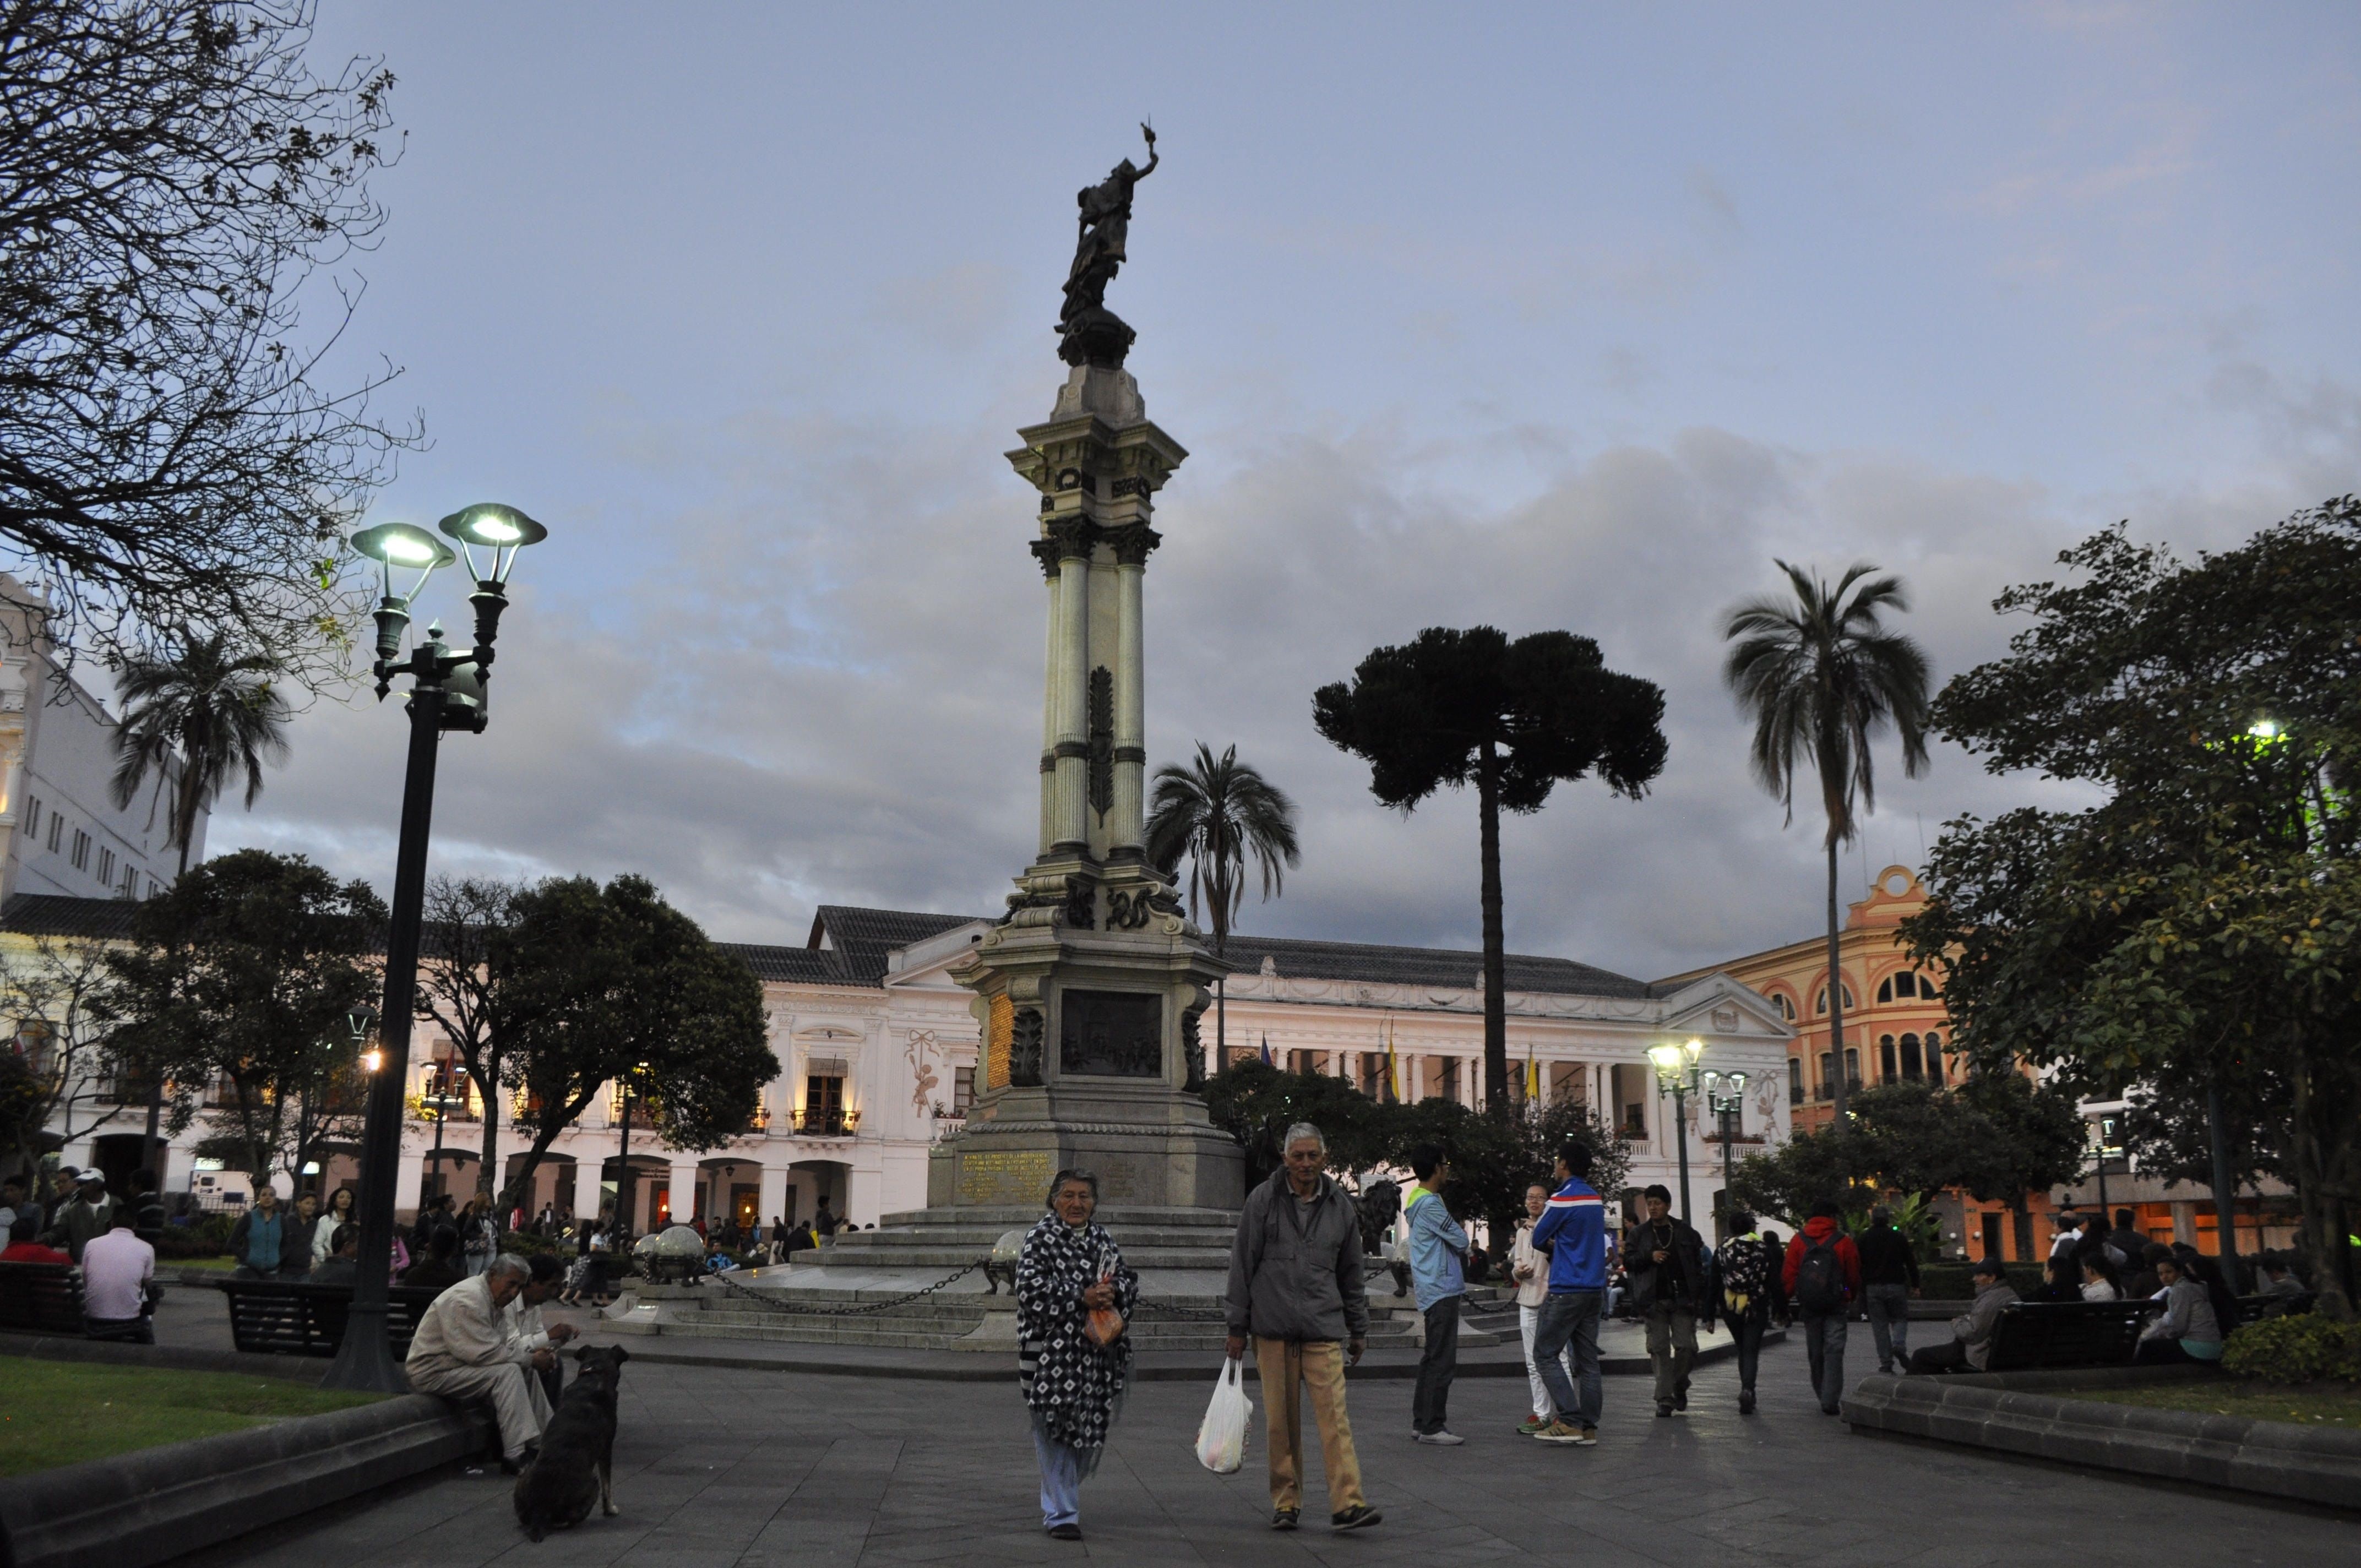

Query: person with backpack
[[1782, 1200, 1862, 1415], [1855, 1205, 1920, 1375], [1712, 1210, 1781, 1414]]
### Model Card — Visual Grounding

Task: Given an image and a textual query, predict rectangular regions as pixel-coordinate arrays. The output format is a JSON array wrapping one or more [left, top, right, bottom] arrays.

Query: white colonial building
[[13, 897, 1791, 1232]]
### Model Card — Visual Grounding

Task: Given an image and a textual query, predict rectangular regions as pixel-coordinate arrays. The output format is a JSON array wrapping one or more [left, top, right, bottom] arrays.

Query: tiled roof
[[715, 943, 840, 984], [0, 893, 139, 940], [809, 906, 983, 986], [1216, 933, 1661, 1000]]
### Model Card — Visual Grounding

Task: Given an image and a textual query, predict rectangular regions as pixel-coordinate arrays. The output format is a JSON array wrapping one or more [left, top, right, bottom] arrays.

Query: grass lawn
[[0, 1359, 384, 1476], [163, 1255, 238, 1271], [2074, 1381, 2361, 1430]]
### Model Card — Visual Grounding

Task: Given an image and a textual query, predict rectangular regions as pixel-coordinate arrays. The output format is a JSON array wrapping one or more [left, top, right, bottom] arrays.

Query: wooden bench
[[1983, 1299, 2158, 1371], [0, 1261, 84, 1335], [214, 1278, 449, 1358]]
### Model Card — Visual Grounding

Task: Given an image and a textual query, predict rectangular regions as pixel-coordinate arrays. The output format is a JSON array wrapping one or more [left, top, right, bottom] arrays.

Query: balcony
[[790, 1106, 859, 1137]]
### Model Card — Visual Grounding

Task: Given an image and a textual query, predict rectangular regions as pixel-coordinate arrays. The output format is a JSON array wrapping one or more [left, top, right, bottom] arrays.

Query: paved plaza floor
[[187, 1337, 2353, 1568]]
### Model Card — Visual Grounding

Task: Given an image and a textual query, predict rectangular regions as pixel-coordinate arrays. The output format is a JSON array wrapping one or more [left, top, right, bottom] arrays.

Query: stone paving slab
[[178, 1337, 2355, 1568]]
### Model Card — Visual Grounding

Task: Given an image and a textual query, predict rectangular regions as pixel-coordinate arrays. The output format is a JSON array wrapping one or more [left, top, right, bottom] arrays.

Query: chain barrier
[[710, 1260, 986, 1317]]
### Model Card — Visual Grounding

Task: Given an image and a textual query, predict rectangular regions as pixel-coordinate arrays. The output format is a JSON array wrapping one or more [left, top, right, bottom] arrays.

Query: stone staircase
[[595, 1204, 1508, 1354]]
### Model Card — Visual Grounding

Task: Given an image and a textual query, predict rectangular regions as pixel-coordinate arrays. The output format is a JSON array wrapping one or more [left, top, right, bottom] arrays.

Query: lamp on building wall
[[324, 504, 547, 1397], [1646, 1037, 1705, 1226]]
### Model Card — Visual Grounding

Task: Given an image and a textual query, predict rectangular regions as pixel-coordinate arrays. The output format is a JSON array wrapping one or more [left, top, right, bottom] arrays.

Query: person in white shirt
[[1508, 1182, 1574, 1434], [405, 1255, 553, 1468], [80, 1211, 156, 1343], [503, 1254, 579, 1407]]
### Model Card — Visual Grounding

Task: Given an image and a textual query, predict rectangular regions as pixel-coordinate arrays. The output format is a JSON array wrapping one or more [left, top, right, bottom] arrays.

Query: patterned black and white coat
[[1015, 1212, 1141, 1466]]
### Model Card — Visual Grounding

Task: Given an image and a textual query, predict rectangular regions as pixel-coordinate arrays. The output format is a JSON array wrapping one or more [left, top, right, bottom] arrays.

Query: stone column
[[1035, 547, 1062, 855], [759, 1164, 790, 1233], [1050, 521, 1093, 852], [1109, 528, 1157, 857], [666, 1163, 695, 1228], [574, 1160, 606, 1224]]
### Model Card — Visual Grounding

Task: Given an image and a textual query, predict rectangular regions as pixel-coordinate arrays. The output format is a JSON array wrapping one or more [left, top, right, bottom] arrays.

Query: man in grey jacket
[[1225, 1123, 1381, 1536], [1907, 1254, 2019, 1373]]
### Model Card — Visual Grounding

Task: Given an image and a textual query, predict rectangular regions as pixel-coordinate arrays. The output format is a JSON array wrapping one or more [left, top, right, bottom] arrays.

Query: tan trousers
[[1254, 1337, 1364, 1515], [411, 1359, 552, 1460]]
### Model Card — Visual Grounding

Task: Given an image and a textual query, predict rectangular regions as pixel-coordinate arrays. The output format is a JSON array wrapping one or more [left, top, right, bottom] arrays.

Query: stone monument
[[926, 125, 1243, 1213]]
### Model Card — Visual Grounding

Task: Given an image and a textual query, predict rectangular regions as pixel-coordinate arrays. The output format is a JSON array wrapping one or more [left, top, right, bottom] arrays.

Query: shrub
[[2221, 1313, 2361, 1385], [153, 1211, 236, 1258], [1917, 1262, 2046, 1300], [497, 1229, 563, 1257]]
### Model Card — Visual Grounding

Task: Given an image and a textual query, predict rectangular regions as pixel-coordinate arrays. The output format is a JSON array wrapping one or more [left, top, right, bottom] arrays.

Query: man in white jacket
[[407, 1254, 552, 1467]]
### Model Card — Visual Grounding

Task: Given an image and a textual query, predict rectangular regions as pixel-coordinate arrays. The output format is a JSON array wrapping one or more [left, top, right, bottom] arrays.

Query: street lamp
[[1699, 1069, 1749, 1237], [1646, 1037, 1705, 1227], [324, 504, 547, 1395]]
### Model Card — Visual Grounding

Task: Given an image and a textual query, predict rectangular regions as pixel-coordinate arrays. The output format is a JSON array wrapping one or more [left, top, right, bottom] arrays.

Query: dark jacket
[[1225, 1168, 1369, 1343], [1624, 1214, 1710, 1314], [1855, 1224, 1920, 1288]]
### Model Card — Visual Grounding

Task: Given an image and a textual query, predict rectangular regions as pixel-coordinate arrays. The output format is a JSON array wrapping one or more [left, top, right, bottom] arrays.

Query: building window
[[953, 1066, 975, 1112], [1901, 1033, 1923, 1080], [1813, 983, 1855, 1015], [1879, 1035, 1898, 1082], [96, 847, 113, 885], [21, 798, 35, 838], [1845, 1048, 1861, 1087], [70, 829, 90, 870], [1925, 1031, 1945, 1085], [802, 1073, 846, 1134], [1788, 1057, 1803, 1105], [1611, 1063, 1647, 1138], [118, 864, 137, 897], [1816, 1052, 1834, 1100], [47, 813, 63, 852], [1770, 991, 1796, 1021]]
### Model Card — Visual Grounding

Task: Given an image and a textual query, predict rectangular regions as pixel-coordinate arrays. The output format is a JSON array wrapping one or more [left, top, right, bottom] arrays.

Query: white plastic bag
[[1194, 1357, 1253, 1474]]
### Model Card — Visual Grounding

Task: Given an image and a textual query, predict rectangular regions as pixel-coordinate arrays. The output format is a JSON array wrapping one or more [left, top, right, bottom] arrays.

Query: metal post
[[614, 1081, 634, 1244], [1719, 1100, 1736, 1218], [322, 684, 445, 1393], [1672, 1081, 1693, 1227]]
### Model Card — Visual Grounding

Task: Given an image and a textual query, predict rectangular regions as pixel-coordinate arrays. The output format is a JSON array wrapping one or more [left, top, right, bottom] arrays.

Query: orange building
[[1663, 865, 2064, 1263]]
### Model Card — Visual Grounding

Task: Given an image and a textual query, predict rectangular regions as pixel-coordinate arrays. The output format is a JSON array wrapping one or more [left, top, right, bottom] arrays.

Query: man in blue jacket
[[1525, 1142, 1607, 1445], [1401, 1144, 1467, 1445]]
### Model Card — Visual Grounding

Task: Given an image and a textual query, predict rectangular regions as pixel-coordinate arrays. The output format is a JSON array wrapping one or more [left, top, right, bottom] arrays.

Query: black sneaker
[[1674, 1390, 1688, 1412], [1272, 1509, 1299, 1532], [1655, 1400, 1673, 1418], [1047, 1523, 1083, 1541], [1739, 1389, 1756, 1415], [1331, 1505, 1383, 1532]]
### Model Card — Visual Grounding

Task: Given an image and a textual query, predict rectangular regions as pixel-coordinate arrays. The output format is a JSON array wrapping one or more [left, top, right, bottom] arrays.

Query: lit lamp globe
[[438, 502, 548, 584]]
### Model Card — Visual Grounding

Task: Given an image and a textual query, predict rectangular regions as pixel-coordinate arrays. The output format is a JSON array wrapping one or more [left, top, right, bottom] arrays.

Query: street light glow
[[1646, 1041, 1685, 1075], [361, 1048, 384, 1074], [438, 502, 548, 584], [2249, 718, 2283, 742]]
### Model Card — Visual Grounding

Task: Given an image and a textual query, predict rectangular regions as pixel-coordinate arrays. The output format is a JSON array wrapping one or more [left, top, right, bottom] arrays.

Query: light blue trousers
[[1032, 1426, 1082, 1529]]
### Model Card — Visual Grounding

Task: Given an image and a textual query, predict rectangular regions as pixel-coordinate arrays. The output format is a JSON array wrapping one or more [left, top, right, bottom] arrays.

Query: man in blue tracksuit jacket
[[1525, 1141, 1608, 1444]]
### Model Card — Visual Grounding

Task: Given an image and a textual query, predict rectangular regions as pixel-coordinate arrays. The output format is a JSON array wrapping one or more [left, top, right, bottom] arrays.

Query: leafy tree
[[1145, 742, 1299, 1063], [100, 849, 382, 1185], [414, 876, 518, 1208], [1315, 628, 1666, 1113], [1951, 1069, 2091, 1231], [0, 1, 417, 681], [493, 875, 776, 1217], [1904, 503, 2361, 1312], [1722, 562, 1931, 1122], [108, 630, 292, 875], [1202, 1058, 1394, 1189]]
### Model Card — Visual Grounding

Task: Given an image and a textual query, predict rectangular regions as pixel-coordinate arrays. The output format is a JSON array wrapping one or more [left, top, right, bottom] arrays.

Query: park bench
[[214, 1277, 448, 1358], [1981, 1299, 2158, 1371], [0, 1261, 84, 1335], [2232, 1291, 2313, 1326]]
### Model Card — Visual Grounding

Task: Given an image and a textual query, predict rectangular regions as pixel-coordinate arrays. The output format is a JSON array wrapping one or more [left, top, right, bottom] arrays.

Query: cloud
[[219, 378, 2332, 983]]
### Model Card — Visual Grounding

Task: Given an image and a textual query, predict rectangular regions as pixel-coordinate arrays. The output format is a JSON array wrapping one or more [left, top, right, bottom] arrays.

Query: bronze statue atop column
[[1058, 124, 1157, 368]]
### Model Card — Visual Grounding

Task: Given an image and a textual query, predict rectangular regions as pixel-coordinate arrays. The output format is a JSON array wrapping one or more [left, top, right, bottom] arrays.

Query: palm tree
[[1145, 743, 1301, 1069], [108, 630, 292, 877], [1721, 562, 1932, 1123]]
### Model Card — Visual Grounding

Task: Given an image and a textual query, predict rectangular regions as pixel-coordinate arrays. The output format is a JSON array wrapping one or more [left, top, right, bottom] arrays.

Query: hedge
[[1916, 1261, 2047, 1300], [2222, 1313, 2361, 1385]]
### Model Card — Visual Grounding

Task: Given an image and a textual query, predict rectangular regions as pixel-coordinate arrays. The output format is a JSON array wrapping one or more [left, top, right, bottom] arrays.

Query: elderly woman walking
[[1016, 1168, 1139, 1543]]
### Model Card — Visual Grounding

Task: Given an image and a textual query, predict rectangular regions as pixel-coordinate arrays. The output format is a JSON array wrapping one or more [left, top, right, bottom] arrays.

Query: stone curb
[[587, 1325, 1782, 1381], [0, 1389, 493, 1568], [1840, 1368, 2361, 1511]]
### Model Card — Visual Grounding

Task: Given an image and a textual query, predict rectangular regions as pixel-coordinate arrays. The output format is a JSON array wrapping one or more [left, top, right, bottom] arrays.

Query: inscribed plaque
[[1059, 989, 1162, 1077]]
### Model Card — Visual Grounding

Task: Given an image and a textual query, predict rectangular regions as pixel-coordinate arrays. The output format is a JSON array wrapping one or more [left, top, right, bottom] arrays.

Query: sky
[[211, 2, 2361, 981]]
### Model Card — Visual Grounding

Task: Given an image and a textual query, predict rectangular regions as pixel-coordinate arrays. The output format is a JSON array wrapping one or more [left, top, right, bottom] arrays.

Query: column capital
[[1043, 517, 1100, 562], [1108, 525, 1161, 567], [1027, 538, 1062, 579]]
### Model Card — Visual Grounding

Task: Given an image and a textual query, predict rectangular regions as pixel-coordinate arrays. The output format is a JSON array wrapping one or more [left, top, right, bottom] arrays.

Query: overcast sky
[[216, 2, 2360, 980]]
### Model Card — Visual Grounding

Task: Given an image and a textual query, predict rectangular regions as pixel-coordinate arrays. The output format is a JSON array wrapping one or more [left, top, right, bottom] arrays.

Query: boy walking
[[1401, 1144, 1467, 1445]]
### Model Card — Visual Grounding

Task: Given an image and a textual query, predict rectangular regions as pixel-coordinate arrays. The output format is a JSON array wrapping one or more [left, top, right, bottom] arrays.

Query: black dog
[[513, 1344, 629, 1541]]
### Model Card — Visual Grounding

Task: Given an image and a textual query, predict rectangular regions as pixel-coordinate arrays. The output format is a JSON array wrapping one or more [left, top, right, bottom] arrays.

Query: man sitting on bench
[[1908, 1254, 2017, 1374], [81, 1207, 158, 1342], [404, 1253, 553, 1471]]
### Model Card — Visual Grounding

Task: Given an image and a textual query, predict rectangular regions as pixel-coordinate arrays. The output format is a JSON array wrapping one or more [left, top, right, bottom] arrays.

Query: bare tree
[[0, 933, 132, 1173], [415, 876, 515, 1212], [0, 2, 418, 683]]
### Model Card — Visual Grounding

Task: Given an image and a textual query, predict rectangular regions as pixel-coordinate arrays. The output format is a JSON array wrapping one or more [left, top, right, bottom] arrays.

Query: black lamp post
[[1699, 1069, 1750, 1237], [1646, 1037, 1705, 1227], [323, 504, 547, 1394]]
